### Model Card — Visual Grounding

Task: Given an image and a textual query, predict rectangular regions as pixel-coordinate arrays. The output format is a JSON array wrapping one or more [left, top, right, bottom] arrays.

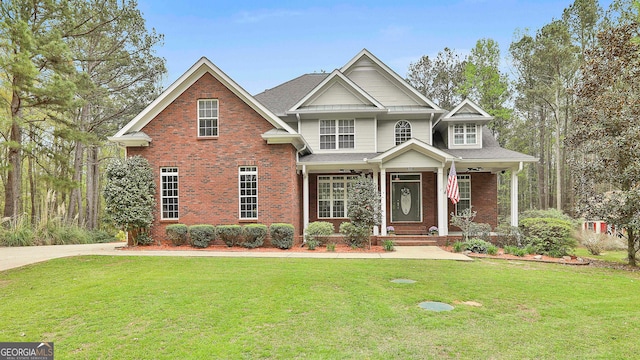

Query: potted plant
[[386, 226, 395, 235], [429, 226, 438, 236]]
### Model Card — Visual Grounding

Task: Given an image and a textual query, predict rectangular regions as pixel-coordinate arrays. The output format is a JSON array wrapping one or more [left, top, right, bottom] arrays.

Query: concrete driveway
[[0, 242, 471, 272]]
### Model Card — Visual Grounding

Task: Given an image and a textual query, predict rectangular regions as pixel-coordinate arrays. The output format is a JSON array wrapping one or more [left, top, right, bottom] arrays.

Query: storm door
[[390, 174, 422, 222]]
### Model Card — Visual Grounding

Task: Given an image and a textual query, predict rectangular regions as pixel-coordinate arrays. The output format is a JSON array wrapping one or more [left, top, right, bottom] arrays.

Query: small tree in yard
[[450, 207, 477, 241], [104, 156, 156, 246], [346, 175, 381, 248]]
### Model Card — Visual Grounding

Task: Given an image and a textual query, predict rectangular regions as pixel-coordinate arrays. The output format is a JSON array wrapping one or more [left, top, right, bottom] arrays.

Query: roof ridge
[[255, 73, 329, 96]]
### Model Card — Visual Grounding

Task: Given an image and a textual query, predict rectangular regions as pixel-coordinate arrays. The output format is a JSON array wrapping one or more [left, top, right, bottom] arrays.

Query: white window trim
[[160, 167, 179, 220], [448, 123, 483, 150], [317, 175, 355, 219], [394, 120, 412, 145], [239, 166, 258, 220], [319, 119, 355, 150], [455, 174, 471, 215], [197, 99, 219, 138]]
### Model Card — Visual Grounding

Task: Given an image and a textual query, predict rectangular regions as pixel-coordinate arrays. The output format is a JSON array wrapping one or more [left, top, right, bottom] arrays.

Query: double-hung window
[[198, 99, 218, 137], [453, 123, 477, 145], [455, 175, 471, 215], [161, 167, 179, 220], [239, 166, 258, 219], [320, 119, 354, 149], [317, 176, 355, 218]]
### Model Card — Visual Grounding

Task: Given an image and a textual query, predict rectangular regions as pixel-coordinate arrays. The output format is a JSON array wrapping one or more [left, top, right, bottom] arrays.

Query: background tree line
[[0, 0, 165, 234], [407, 0, 637, 218]]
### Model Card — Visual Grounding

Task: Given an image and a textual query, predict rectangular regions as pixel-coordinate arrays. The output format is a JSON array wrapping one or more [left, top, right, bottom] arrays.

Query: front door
[[391, 174, 421, 222]]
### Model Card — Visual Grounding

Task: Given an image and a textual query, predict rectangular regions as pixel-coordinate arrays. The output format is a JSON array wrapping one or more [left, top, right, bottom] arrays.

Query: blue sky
[[137, 0, 612, 95]]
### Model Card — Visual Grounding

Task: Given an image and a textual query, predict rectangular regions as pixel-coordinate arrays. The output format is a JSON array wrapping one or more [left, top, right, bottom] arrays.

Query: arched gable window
[[395, 120, 412, 145]]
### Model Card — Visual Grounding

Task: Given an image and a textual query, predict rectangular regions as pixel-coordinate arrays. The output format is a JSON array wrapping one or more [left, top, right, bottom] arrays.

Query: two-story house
[[109, 49, 537, 243]]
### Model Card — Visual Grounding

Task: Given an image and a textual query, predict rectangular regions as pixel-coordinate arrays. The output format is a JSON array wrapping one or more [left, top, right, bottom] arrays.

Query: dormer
[[434, 99, 492, 149]]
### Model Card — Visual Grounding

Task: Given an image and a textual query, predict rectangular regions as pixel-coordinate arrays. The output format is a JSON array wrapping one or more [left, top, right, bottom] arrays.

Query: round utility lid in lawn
[[391, 279, 416, 284], [418, 301, 454, 312]]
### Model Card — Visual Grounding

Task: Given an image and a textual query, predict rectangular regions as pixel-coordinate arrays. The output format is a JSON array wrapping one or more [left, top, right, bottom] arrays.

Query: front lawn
[[1, 256, 639, 359]]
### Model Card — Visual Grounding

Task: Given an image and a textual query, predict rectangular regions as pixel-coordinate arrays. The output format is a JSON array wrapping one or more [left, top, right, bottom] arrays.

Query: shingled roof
[[254, 73, 329, 116]]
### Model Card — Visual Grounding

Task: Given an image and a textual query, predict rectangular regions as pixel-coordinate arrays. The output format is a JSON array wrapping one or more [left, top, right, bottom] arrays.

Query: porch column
[[303, 165, 309, 231], [437, 166, 448, 236], [380, 168, 387, 235], [372, 168, 379, 235], [510, 163, 523, 226]]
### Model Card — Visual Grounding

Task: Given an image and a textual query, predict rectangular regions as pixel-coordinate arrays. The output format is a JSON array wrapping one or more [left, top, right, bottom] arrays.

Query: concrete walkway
[[0, 242, 471, 272]]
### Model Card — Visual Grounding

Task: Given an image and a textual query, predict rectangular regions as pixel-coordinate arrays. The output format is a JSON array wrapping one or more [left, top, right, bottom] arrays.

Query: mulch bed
[[439, 246, 589, 265], [119, 243, 386, 253]]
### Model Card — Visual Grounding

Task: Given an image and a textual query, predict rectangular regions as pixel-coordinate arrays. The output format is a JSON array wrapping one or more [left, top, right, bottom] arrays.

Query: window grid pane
[[198, 99, 218, 137], [395, 120, 412, 145], [161, 167, 179, 219], [453, 123, 477, 145], [455, 175, 471, 216], [239, 166, 258, 219], [317, 176, 352, 218]]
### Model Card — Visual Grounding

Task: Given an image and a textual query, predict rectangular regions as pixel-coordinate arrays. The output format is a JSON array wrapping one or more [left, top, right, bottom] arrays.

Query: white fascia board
[[287, 70, 386, 113], [443, 98, 493, 119], [373, 138, 455, 163], [340, 49, 443, 111], [113, 57, 296, 138]]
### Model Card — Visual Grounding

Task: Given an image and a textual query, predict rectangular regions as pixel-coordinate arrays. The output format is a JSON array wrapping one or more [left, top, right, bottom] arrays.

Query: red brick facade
[[127, 73, 301, 243], [307, 171, 498, 234], [447, 172, 498, 230]]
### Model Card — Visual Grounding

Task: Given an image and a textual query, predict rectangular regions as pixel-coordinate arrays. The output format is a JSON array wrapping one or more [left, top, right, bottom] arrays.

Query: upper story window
[[320, 119, 355, 149], [160, 167, 179, 220], [453, 123, 477, 145], [395, 120, 412, 145], [198, 99, 218, 137]]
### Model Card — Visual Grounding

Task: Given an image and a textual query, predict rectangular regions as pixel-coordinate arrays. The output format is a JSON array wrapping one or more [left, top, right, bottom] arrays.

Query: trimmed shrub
[[468, 222, 492, 241], [217, 225, 243, 247], [242, 224, 267, 248], [270, 223, 295, 249], [307, 239, 319, 250], [135, 231, 154, 245], [189, 225, 215, 248], [166, 224, 188, 246], [494, 224, 522, 248], [464, 238, 492, 254], [339, 222, 369, 248], [305, 221, 334, 245], [520, 217, 577, 257], [487, 244, 499, 255]]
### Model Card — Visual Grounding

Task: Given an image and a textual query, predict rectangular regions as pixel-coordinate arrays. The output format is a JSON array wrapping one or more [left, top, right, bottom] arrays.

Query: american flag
[[447, 162, 459, 204]]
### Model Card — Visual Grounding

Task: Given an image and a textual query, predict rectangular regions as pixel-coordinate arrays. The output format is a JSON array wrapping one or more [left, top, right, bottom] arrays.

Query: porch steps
[[379, 235, 443, 246]]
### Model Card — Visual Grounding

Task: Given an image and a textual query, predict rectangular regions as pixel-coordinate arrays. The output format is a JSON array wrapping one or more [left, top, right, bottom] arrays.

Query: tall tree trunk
[[85, 146, 100, 230], [4, 90, 23, 219], [537, 107, 547, 209], [68, 140, 84, 224], [28, 125, 37, 225], [554, 86, 563, 211], [628, 228, 636, 267]]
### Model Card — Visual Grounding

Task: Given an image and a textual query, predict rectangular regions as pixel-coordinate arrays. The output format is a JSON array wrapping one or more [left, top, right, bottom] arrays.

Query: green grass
[[2, 256, 640, 359], [574, 247, 630, 263]]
